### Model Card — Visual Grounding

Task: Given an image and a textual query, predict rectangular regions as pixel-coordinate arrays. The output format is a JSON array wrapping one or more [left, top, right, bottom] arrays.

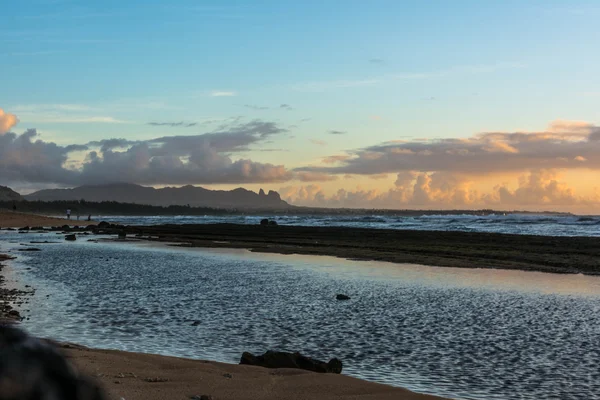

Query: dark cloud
[[0, 121, 293, 187], [148, 121, 198, 128], [298, 121, 600, 175], [280, 104, 293, 111], [328, 130, 346, 135]]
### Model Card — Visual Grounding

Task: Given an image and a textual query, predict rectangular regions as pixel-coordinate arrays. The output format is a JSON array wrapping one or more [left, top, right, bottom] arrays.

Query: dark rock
[[97, 221, 111, 228], [86, 224, 97, 230], [20, 226, 30, 231], [223, 373, 232, 378], [239, 351, 342, 374], [0, 325, 106, 399], [191, 321, 200, 326], [31, 226, 44, 231], [190, 396, 213, 400], [61, 225, 70, 231], [65, 234, 77, 241], [118, 231, 126, 239], [260, 219, 269, 226], [268, 220, 278, 226], [336, 294, 351, 300], [18, 248, 41, 252]]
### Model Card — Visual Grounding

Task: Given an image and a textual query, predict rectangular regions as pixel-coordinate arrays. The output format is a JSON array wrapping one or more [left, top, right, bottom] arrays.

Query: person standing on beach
[[12, 203, 16, 212], [66, 209, 71, 220]]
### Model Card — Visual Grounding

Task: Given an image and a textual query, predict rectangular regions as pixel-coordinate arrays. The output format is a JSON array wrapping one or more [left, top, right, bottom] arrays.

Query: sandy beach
[[0, 209, 94, 228], [64, 345, 444, 400], [0, 212, 450, 400]]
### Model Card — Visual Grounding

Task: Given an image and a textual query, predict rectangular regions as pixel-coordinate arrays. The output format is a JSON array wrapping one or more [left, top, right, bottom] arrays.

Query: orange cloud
[[0, 108, 18, 134], [281, 170, 596, 210]]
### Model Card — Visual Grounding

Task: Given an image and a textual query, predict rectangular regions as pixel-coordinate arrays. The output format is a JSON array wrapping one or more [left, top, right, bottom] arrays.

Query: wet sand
[[123, 223, 600, 275], [64, 345, 444, 400], [0, 210, 94, 228]]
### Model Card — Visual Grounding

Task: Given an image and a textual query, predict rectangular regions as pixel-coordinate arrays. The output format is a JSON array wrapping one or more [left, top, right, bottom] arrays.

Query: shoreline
[[0, 212, 450, 400], [122, 223, 600, 276]]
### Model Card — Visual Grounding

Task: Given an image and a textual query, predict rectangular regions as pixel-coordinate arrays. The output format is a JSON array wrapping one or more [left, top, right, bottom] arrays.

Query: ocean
[[94, 213, 600, 237]]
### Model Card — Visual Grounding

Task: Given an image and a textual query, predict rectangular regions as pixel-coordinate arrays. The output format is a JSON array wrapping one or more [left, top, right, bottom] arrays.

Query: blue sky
[[2, 0, 600, 210]]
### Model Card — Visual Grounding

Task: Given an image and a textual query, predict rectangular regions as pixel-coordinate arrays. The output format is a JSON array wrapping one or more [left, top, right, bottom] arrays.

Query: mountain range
[[0, 186, 23, 202], [24, 183, 291, 209]]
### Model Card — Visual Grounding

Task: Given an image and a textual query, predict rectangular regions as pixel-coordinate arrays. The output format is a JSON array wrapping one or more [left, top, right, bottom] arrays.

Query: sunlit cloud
[[0, 108, 19, 134]]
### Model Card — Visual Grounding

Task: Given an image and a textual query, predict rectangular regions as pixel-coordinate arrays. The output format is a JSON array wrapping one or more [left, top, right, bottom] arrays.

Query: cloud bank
[[299, 120, 600, 175], [0, 116, 296, 186]]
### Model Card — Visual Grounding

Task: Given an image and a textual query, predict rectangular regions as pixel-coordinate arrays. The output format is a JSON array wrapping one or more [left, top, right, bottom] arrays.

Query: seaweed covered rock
[[240, 350, 342, 374]]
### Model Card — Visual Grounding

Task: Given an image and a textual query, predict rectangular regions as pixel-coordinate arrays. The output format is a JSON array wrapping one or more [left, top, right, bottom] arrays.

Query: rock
[[18, 248, 41, 252], [65, 234, 77, 241], [86, 224, 97, 230], [223, 373, 232, 378], [239, 351, 342, 374], [260, 219, 269, 226], [190, 396, 213, 400], [20, 226, 30, 231], [61, 225, 70, 231], [98, 221, 111, 228], [336, 294, 351, 300], [118, 231, 126, 239], [191, 321, 200, 326], [268, 220, 278, 226]]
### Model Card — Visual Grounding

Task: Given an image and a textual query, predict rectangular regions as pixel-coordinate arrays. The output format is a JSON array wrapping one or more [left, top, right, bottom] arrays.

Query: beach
[[1, 211, 449, 400], [65, 344, 442, 400], [0, 209, 92, 228]]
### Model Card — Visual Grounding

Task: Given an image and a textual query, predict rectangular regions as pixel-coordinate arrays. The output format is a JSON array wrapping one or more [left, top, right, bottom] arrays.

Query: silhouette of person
[[66, 209, 71, 220], [12, 203, 16, 212]]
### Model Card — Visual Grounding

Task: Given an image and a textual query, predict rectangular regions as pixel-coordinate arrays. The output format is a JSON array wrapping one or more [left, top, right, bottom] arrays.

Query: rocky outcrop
[[65, 234, 77, 241], [336, 294, 351, 300], [239, 351, 342, 374]]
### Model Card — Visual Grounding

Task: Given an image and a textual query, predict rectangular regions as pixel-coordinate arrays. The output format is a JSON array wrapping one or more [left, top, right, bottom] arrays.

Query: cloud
[[328, 130, 346, 135], [280, 104, 293, 111], [281, 170, 592, 209], [298, 120, 600, 176], [369, 58, 385, 64], [244, 104, 269, 110], [0, 108, 19, 134], [210, 91, 237, 97], [148, 121, 197, 128], [310, 139, 327, 146], [0, 119, 293, 187], [295, 172, 338, 182], [290, 62, 524, 92]]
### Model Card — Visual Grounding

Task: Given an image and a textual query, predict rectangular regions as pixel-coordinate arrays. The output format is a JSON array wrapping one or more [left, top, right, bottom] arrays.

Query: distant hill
[[0, 186, 22, 202], [25, 183, 291, 210]]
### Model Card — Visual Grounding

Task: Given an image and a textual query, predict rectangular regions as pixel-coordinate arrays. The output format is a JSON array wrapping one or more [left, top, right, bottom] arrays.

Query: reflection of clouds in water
[[6, 231, 600, 400]]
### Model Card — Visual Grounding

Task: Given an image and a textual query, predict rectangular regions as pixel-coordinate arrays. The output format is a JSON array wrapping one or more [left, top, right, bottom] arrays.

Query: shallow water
[[3, 231, 600, 400], [96, 213, 600, 237]]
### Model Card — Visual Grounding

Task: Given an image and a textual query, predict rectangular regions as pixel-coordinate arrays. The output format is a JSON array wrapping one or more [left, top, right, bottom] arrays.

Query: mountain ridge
[[0, 186, 23, 202], [25, 183, 291, 209]]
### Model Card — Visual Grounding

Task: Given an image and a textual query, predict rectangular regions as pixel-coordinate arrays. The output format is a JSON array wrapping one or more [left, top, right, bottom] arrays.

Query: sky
[[2, 0, 600, 212]]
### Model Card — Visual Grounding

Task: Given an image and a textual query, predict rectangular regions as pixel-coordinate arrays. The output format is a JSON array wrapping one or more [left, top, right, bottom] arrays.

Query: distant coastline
[[0, 199, 575, 217]]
